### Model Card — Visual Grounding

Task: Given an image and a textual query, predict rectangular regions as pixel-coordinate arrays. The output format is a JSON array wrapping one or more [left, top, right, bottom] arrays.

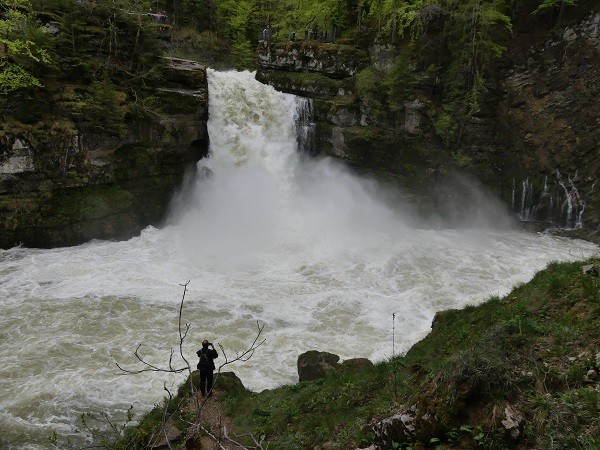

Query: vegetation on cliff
[[107, 256, 600, 449], [0, 1, 214, 249], [0, 0, 167, 134]]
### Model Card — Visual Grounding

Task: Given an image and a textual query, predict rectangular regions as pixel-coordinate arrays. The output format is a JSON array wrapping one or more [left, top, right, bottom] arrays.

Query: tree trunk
[[556, 0, 566, 27]]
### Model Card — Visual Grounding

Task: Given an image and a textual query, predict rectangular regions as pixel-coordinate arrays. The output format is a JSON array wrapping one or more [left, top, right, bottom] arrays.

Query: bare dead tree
[[115, 281, 193, 375], [115, 281, 267, 449]]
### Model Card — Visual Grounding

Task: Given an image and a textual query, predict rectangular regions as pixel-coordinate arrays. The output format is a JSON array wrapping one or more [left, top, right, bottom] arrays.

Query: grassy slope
[[119, 257, 600, 449]]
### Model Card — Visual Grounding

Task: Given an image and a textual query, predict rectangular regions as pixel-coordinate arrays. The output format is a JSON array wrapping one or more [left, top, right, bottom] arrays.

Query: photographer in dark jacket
[[196, 340, 218, 397]]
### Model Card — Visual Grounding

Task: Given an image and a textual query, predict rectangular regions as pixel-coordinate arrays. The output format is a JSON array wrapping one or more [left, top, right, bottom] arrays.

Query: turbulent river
[[0, 70, 598, 449]]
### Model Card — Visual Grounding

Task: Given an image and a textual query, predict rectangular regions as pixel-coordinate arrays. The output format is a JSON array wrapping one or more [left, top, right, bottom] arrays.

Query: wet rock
[[297, 351, 373, 381], [331, 107, 358, 127], [372, 405, 436, 448], [404, 99, 426, 135], [0, 139, 35, 175], [532, 84, 550, 98], [258, 41, 369, 78], [328, 127, 351, 159], [373, 406, 417, 447], [369, 44, 397, 72], [339, 358, 374, 371], [584, 369, 598, 383], [580, 13, 600, 48], [563, 28, 578, 42]]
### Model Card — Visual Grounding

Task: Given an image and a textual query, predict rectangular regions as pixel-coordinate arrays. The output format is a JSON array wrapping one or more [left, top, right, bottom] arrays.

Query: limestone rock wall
[[0, 58, 209, 249], [257, 40, 368, 79]]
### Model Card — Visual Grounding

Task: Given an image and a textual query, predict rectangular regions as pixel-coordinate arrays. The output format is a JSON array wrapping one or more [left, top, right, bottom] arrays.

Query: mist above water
[[0, 70, 597, 449]]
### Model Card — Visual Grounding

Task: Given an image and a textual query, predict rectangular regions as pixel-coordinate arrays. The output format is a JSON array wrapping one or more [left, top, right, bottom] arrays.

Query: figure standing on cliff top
[[196, 340, 219, 397]]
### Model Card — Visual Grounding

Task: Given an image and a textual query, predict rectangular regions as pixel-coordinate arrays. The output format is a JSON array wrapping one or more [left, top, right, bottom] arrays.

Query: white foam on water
[[0, 70, 597, 448]]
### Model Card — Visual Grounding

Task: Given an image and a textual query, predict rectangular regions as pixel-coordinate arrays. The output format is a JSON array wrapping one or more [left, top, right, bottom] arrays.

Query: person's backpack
[[197, 349, 211, 370]]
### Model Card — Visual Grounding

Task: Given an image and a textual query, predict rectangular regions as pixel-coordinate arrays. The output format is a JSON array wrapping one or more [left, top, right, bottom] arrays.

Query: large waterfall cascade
[[0, 70, 598, 449]]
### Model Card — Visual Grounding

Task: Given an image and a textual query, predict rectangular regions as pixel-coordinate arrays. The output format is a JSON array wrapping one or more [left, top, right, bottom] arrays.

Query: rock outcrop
[[496, 12, 600, 235], [257, 40, 502, 223], [297, 350, 373, 382], [258, 40, 369, 79], [0, 58, 209, 249], [372, 404, 440, 449]]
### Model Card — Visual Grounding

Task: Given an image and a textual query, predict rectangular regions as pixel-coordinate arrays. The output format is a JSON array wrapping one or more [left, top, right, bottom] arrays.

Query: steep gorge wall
[[498, 13, 600, 234], [0, 58, 209, 249], [256, 13, 600, 241]]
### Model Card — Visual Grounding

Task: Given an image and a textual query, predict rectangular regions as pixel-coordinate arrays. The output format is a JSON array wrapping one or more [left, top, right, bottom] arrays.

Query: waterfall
[[519, 178, 537, 221], [0, 71, 598, 450], [296, 99, 316, 155], [556, 170, 585, 229], [513, 171, 591, 230]]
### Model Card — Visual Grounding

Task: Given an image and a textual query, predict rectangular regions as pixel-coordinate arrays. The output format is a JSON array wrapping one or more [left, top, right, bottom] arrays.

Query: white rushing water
[[0, 70, 598, 449]]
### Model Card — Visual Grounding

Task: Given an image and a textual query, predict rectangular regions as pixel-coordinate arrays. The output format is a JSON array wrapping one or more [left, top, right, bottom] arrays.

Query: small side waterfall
[[518, 178, 536, 221], [512, 170, 593, 230], [556, 170, 586, 229]]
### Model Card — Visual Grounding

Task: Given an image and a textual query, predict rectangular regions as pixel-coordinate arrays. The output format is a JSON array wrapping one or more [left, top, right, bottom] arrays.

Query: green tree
[[0, 0, 51, 94], [534, 0, 579, 26], [446, 0, 512, 111]]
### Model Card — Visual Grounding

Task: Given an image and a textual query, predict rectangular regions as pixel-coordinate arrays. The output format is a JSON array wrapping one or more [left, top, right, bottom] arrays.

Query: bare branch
[[230, 432, 270, 450], [160, 384, 174, 450], [198, 424, 229, 450], [115, 281, 193, 376], [178, 281, 193, 375], [217, 321, 266, 370], [115, 343, 187, 374]]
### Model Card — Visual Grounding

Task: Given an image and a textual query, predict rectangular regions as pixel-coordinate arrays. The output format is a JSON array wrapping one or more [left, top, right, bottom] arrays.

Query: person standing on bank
[[196, 340, 218, 397]]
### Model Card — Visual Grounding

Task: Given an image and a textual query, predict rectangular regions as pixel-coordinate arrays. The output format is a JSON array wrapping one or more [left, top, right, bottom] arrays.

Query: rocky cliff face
[[257, 40, 493, 224], [0, 58, 209, 249], [256, 12, 600, 241], [498, 13, 600, 234]]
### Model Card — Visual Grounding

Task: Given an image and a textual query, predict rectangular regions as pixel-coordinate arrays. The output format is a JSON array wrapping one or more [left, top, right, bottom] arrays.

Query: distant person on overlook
[[196, 340, 218, 397]]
